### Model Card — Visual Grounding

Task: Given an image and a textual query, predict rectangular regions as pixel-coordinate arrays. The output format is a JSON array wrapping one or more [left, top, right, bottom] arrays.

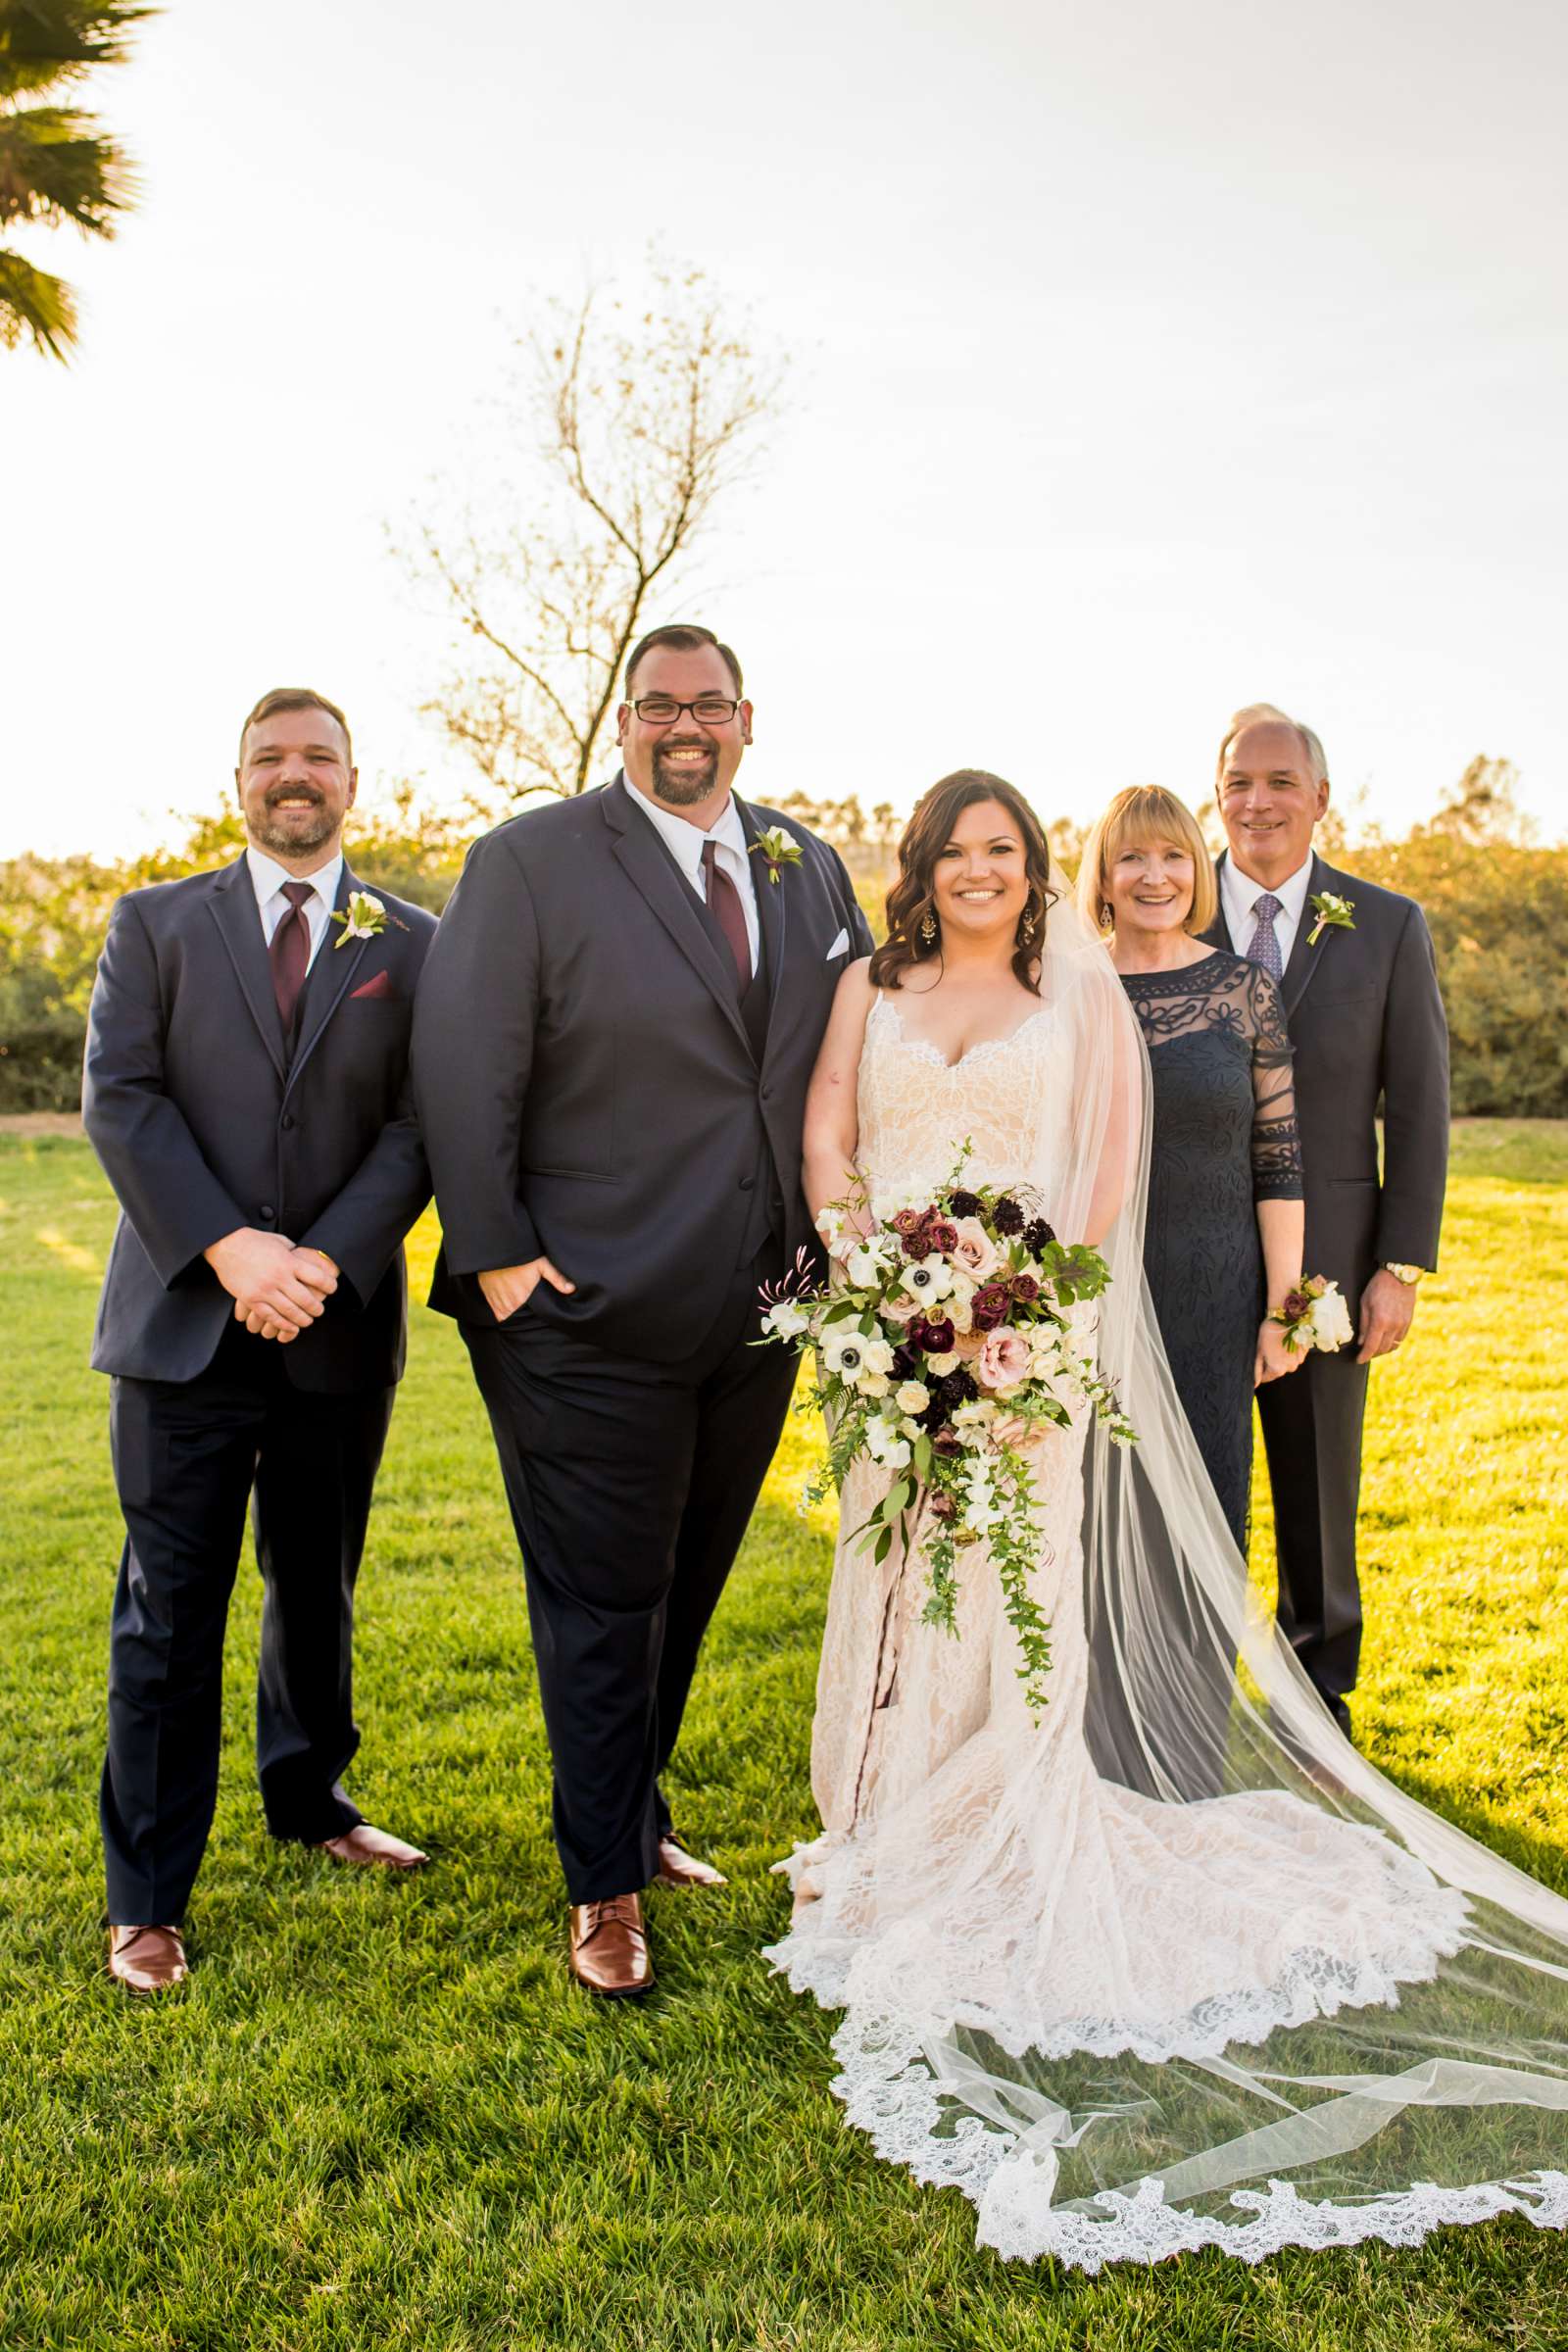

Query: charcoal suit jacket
[[412, 774, 874, 1361], [1200, 850, 1449, 1306], [82, 855, 436, 1392]]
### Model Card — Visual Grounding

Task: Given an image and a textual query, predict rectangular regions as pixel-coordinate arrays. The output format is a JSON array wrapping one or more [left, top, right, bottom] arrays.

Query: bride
[[766, 768, 1568, 2270]]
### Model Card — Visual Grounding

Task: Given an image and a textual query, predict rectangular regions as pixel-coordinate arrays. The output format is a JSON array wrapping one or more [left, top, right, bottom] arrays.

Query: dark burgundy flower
[[909, 1315, 956, 1354], [930, 1430, 963, 1459], [1010, 1273, 1040, 1303], [928, 1488, 958, 1517], [892, 1207, 928, 1239], [925, 1217, 958, 1255], [949, 1189, 982, 1218], [947, 1367, 979, 1405], [970, 1283, 1012, 1333], [891, 1344, 920, 1381], [993, 1197, 1024, 1236], [1281, 1288, 1310, 1320], [1023, 1216, 1056, 1254], [903, 1224, 934, 1259]]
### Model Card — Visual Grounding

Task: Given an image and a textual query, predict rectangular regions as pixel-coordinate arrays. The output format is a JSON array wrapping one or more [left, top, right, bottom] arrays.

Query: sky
[[3, 0, 1565, 859]]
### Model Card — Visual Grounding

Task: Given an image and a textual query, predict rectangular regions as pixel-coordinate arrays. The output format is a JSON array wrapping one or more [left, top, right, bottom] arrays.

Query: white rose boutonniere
[[750, 826, 804, 885], [1306, 891, 1355, 948], [330, 889, 407, 949]]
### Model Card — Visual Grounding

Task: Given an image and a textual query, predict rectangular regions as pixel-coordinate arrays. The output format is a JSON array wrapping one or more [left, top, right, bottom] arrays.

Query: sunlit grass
[[1, 1122, 1565, 2348]]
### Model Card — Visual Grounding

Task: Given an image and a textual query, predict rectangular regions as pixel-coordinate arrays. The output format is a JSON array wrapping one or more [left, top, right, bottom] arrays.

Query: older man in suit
[[1201, 704, 1449, 1735], [413, 622, 873, 1997], [82, 688, 436, 1991]]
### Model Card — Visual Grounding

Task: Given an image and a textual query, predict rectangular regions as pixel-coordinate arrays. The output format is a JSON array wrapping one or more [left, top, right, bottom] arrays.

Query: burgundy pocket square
[[350, 969, 397, 1002]]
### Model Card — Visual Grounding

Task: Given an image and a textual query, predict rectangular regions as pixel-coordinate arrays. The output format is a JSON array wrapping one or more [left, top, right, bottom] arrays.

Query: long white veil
[[769, 858, 1568, 2269]]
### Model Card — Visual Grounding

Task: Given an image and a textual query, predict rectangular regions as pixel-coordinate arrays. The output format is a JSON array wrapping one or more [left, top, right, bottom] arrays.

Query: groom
[[1203, 704, 1449, 1734], [82, 688, 436, 1991], [413, 623, 871, 1996]]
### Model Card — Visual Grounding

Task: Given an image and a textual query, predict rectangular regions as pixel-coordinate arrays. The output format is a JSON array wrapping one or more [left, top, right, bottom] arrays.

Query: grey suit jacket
[[412, 775, 873, 1361], [1201, 850, 1449, 1303], [82, 856, 435, 1390]]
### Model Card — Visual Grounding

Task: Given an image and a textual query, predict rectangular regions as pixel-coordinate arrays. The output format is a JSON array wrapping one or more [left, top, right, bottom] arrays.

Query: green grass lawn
[[2, 1121, 1566, 2350]]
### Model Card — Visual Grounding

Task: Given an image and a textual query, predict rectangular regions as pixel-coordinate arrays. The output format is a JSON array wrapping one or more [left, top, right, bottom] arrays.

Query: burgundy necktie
[[270, 879, 316, 1031], [701, 840, 752, 991]]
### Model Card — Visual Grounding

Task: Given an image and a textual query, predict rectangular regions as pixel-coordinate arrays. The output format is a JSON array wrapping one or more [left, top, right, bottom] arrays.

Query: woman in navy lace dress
[[1079, 787, 1305, 1551]]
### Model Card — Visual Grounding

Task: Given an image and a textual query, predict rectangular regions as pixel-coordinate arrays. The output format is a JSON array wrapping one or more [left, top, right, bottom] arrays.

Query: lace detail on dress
[[767, 988, 1568, 2275], [1121, 952, 1303, 1200]]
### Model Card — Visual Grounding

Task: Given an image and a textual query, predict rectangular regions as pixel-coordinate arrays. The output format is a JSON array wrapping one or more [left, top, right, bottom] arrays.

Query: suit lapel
[[737, 795, 787, 1030], [286, 861, 370, 1092], [602, 775, 753, 1056], [208, 857, 288, 1083], [1200, 856, 1231, 954], [1280, 851, 1335, 1018]]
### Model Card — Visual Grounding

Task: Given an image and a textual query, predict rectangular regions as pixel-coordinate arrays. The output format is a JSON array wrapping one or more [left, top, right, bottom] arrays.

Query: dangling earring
[[1018, 900, 1038, 947], [919, 907, 938, 947], [1100, 902, 1114, 933]]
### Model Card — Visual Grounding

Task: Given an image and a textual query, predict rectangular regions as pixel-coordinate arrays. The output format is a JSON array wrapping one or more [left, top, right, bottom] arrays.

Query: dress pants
[[1256, 1345, 1370, 1730], [465, 1250, 798, 1904], [101, 1321, 393, 1923]]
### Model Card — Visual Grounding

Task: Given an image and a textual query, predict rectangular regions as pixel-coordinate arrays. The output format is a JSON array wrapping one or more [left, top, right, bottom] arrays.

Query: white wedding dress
[[766, 940, 1568, 2271]]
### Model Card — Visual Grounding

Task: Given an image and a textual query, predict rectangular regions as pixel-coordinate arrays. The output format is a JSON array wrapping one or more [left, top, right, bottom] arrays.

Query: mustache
[[655, 738, 716, 756], [264, 783, 326, 807]]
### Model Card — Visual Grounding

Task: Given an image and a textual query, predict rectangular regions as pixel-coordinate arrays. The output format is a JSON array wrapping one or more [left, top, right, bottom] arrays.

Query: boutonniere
[[330, 889, 408, 948], [750, 826, 804, 886], [1306, 891, 1355, 948]]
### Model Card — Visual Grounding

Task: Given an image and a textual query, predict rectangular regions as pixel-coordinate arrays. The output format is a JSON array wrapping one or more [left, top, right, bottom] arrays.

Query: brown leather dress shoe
[[315, 1823, 428, 1870], [656, 1836, 728, 1889], [569, 1893, 655, 1997], [109, 1924, 187, 1994]]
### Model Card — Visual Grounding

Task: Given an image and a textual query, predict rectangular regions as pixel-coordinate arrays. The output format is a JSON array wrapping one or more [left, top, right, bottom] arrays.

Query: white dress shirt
[[1220, 852, 1314, 969], [623, 782, 761, 967], [245, 846, 343, 974]]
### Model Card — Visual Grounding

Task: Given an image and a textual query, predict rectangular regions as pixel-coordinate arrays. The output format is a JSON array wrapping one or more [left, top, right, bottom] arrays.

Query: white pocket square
[[826, 927, 850, 959]]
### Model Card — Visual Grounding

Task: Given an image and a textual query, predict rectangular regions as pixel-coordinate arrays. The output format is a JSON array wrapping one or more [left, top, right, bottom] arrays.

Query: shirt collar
[[1223, 850, 1314, 924], [245, 844, 343, 909], [623, 780, 747, 882]]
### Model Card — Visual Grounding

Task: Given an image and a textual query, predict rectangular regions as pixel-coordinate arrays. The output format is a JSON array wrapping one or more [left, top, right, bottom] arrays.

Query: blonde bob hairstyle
[[1077, 785, 1217, 939]]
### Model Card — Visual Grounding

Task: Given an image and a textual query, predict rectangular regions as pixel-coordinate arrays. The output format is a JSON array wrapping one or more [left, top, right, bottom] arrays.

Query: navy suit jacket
[[82, 855, 436, 1392], [412, 775, 873, 1361], [1201, 850, 1449, 1305]]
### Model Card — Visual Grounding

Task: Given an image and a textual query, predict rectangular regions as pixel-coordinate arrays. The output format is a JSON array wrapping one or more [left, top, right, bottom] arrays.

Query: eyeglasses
[[629, 696, 741, 726]]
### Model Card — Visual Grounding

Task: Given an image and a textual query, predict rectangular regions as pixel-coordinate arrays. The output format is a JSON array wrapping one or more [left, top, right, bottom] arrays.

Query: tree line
[[3, 760, 1562, 1118]]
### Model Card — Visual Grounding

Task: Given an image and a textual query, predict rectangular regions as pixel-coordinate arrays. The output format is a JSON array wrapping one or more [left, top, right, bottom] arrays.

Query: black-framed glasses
[[629, 695, 741, 726]]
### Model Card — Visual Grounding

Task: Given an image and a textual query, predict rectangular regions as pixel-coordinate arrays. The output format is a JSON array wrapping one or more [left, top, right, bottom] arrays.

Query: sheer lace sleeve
[[1247, 967, 1303, 1200]]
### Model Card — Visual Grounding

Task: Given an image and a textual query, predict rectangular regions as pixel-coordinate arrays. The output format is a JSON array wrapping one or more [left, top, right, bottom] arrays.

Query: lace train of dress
[[766, 989, 1568, 2270]]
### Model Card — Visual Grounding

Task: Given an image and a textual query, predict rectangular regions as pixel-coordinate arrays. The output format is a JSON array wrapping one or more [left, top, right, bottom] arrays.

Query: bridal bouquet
[[759, 1153, 1136, 1713]]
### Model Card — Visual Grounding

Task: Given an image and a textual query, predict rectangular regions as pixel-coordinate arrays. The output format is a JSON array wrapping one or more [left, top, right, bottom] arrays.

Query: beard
[[250, 789, 337, 857], [650, 740, 719, 807]]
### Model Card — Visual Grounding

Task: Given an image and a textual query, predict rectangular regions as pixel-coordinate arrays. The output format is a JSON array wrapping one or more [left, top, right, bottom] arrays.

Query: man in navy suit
[[82, 689, 436, 1991], [414, 624, 873, 1996], [1201, 705, 1449, 1736]]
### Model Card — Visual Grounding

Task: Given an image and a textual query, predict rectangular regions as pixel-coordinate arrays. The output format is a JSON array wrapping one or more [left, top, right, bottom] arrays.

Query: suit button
[[259, 1204, 276, 1223], [739, 1174, 756, 1192], [281, 1113, 296, 1132]]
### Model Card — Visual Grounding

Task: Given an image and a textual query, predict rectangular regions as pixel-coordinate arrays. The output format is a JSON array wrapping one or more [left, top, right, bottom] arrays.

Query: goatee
[[651, 744, 718, 808]]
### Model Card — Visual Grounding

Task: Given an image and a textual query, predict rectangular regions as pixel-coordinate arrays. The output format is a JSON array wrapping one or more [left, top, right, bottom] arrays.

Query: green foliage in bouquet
[[760, 1148, 1135, 1714]]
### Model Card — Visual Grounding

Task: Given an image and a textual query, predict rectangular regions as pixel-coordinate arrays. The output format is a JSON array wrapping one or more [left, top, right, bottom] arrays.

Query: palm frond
[[0, 104, 133, 230], [0, 2, 156, 101], [0, 243, 77, 357]]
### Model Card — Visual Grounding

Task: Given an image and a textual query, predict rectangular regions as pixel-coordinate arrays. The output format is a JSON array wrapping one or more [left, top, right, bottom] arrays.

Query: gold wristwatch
[[1382, 1261, 1425, 1286]]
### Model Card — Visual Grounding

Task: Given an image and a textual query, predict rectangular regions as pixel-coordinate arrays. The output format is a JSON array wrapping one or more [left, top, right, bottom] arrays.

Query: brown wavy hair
[[869, 769, 1056, 993]]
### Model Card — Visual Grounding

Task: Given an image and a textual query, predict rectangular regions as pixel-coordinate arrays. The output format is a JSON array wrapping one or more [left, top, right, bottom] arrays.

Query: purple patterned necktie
[[1245, 892, 1284, 982], [270, 879, 316, 1030]]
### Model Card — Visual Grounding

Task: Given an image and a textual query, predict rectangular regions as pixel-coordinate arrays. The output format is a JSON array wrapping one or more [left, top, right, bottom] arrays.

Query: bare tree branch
[[400, 251, 787, 805]]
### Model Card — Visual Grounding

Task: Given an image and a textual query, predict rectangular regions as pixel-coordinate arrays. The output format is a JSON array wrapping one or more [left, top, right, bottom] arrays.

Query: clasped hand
[[204, 1228, 338, 1344]]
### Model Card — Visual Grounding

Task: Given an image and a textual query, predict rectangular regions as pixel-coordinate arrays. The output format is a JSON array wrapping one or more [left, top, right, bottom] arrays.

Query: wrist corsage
[[1269, 1274, 1353, 1354]]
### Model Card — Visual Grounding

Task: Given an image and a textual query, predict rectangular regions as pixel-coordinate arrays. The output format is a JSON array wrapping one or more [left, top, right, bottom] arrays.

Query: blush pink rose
[[949, 1216, 1000, 1280], [977, 1327, 1033, 1395], [881, 1292, 922, 1325]]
